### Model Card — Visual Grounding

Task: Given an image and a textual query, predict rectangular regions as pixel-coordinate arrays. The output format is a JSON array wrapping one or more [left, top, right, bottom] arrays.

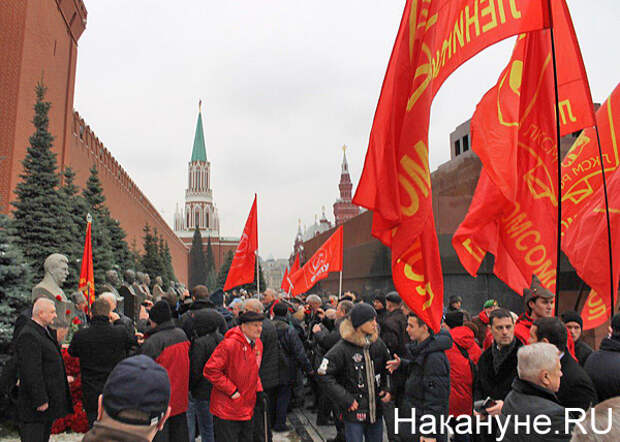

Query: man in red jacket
[[204, 310, 265, 442]]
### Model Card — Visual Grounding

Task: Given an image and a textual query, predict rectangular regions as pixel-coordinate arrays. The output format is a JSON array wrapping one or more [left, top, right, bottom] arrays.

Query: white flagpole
[[339, 270, 343, 298]]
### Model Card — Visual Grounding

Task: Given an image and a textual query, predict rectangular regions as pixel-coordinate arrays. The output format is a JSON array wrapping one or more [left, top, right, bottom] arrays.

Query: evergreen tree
[[107, 217, 131, 275], [141, 225, 165, 282], [0, 215, 33, 351], [11, 82, 73, 279], [82, 165, 115, 290], [128, 238, 141, 271], [215, 250, 234, 290], [162, 240, 176, 285], [58, 167, 87, 290], [189, 227, 207, 288], [205, 236, 216, 290]]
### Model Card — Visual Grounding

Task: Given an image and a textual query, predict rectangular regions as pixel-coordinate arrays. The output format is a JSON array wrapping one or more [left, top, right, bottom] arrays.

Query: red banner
[[353, 0, 549, 332], [224, 195, 258, 291], [281, 254, 300, 293], [78, 219, 95, 305], [560, 83, 620, 326], [453, 1, 594, 295], [289, 227, 343, 296]]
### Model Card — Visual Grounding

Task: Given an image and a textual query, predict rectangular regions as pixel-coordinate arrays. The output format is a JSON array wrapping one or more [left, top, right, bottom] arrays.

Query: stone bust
[[32, 253, 69, 302], [102, 269, 123, 314], [123, 269, 136, 294], [152, 275, 165, 300], [32, 253, 71, 328]]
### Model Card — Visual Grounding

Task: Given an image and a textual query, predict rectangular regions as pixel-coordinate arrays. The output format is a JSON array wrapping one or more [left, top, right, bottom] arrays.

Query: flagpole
[[338, 270, 343, 298], [547, 0, 563, 317], [593, 125, 615, 315], [256, 252, 260, 295]]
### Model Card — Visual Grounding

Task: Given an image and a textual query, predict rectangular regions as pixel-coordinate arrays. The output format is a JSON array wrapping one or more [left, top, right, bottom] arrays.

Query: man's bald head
[[245, 299, 264, 314], [99, 292, 117, 311], [32, 298, 57, 327]]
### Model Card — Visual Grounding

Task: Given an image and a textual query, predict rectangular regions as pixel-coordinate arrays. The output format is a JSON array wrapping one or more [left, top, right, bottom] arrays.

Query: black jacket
[[397, 330, 452, 442], [584, 336, 620, 403], [574, 338, 593, 367], [318, 318, 391, 424], [557, 352, 597, 412], [380, 308, 408, 356], [313, 318, 342, 359], [475, 338, 523, 401], [113, 312, 135, 337], [273, 317, 312, 385], [258, 318, 280, 390], [499, 378, 571, 441], [68, 316, 136, 413], [189, 310, 223, 400], [16, 319, 72, 422], [181, 301, 227, 339]]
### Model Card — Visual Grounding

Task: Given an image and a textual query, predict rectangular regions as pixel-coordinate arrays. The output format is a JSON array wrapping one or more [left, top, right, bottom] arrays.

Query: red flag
[[580, 291, 610, 331], [454, 1, 595, 294], [564, 169, 620, 328], [224, 195, 258, 291], [289, 227, 343, 296], [280, 267, 289, 292], [353, 0, 549, 332], [78, 216, 95, 305], [281, 254, 300, 293], [560, 83, 620, 326]]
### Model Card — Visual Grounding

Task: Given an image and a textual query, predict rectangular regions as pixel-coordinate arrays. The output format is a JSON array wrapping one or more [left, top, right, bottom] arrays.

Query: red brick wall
[[0, 0, 85, 213], [0, 1, 190, 283]]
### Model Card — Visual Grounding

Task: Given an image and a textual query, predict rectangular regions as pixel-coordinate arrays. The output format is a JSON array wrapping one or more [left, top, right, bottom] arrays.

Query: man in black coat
[[529, 317, 597, 412], [319, 304, 392, 442], [187, 309, 224, 442], [499, 343, 571, 441], [561, 311, 593, 367], [387, 313, 452, 442], [584, 312, 620, 403], [245, 298, 279, 442], [272, 303, 313, 432], [16, 298, 72, 441], [180, 285, 227, 338], [68, 297, 136, 427], [474, 308, 523, 442]]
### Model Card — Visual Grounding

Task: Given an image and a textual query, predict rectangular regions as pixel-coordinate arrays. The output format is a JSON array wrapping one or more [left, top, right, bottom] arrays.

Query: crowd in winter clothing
[[3, 278, 620, 442]]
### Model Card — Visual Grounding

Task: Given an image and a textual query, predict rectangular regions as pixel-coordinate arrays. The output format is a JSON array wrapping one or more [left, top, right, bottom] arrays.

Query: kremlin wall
[[0, 0, 189, 282]]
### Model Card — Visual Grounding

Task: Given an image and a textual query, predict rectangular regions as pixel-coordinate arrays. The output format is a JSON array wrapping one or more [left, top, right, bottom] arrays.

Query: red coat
[[204, 326, 263, 421], [446, 326, 482, 417]]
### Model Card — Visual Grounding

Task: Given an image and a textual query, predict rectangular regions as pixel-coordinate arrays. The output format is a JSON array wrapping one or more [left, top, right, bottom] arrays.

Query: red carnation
[[55, 295, 62, 301], [66, 309, 71, 315], [72, 317, 81, 325]]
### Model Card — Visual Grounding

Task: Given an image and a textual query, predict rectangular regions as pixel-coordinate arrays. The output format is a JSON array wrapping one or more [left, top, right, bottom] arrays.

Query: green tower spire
[[191, 101, 207, 162]]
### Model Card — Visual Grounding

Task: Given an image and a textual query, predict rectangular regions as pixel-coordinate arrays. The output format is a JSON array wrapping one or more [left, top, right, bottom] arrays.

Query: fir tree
[[107, 217, 131, 274], [58, 167, 87, 290], [141, 225, 165, 282], [189, 227, 207, 288], [215, 250, 234, 290], [0, 215, 33, 351], [205, 236, 216, 290], [82, 165, 115, 290], [162, 240, 176, 285], [11, 82, 73, 279]]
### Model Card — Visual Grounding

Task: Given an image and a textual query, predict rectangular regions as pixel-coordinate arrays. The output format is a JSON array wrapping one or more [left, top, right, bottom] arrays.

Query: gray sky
[[74, 1, 620, 260]]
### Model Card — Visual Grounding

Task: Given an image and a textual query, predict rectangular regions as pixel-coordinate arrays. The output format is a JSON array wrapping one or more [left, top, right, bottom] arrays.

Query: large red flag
[[281, 254, 300, 293], [353, 0, 549, 332], [78, 215, 95, 305], [564, 170, 620, 329], [280, 267, 289, 292], [453, 1, 595, 294], [289, 227, 343, 296], [561, 84, 620, 327], [224, 195, 258, 291]]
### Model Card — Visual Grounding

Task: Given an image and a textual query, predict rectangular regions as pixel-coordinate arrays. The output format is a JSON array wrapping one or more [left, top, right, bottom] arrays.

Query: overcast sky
[[73, 1, 620, 260]]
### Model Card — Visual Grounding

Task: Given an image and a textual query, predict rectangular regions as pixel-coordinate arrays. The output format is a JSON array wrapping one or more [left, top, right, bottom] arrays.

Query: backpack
[[454, 341, 478, 409], [274, 321, 291, 374]]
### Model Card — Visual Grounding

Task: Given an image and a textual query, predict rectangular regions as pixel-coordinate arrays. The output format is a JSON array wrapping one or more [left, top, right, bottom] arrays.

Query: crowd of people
[[3, 279, 620, 442]]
